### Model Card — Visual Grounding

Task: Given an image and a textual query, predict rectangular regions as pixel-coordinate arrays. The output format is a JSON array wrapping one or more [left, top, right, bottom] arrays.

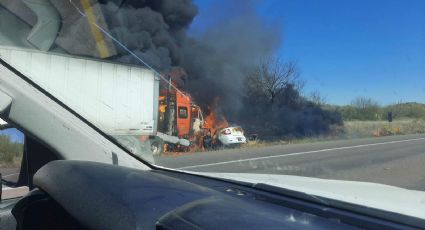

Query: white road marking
[[178, 137, 425, 170]]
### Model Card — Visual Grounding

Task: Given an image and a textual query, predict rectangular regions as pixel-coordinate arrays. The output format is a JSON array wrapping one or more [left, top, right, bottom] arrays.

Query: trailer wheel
[[151, 139, 164, 155]]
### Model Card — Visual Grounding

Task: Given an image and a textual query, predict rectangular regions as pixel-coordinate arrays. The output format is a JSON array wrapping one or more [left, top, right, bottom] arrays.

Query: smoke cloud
[[99, 0, 281, 120], [100, 0, 198, 69], [182, 1, 281, 118]]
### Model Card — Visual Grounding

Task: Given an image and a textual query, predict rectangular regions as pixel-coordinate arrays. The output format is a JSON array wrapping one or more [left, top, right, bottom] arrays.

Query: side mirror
[[0, 127, 27, 200]]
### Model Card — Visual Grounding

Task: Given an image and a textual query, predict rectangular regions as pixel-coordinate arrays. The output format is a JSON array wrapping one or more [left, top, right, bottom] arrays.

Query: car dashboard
[[10, 160, 424, 230]]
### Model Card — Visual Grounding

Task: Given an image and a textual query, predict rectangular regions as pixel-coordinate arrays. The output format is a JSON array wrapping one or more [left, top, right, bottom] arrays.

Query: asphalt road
[[1, 168, 28, 200], [155, 134, 425, 191], [0, 168, 20, 183]]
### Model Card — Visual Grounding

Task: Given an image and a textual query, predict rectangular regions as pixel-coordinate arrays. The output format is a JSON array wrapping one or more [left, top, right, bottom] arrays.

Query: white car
[[216, 126, 247, 146]]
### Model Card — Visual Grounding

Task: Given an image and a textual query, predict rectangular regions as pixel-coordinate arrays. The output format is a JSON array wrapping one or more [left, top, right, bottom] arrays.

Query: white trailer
[[0, 46, 160, 159]]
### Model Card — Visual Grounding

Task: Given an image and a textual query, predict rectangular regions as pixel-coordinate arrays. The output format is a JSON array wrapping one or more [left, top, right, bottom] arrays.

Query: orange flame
[[203, 97, 229, 136]]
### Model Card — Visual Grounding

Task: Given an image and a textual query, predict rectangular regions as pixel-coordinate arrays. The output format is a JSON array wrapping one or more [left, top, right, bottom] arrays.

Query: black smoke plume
[[99, 0, 281, 118], [96, 0, 341, 138], [100, 0, 198, 69]]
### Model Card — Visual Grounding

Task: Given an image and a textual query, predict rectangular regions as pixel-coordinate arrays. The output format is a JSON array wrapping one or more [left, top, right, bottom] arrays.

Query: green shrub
[[0, 135, 23, 167]]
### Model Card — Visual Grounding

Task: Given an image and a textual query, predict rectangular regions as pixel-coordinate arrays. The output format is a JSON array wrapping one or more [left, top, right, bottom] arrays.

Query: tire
[[150, 138, 164, 155], [213, 140, 225, 150]]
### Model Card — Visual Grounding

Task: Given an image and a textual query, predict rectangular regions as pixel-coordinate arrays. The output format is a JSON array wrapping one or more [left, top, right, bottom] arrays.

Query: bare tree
[[350, 97, 379, 109], [309, 90, 327, 106], [246, 57, 302, 105], [350, 96, 381, 120]]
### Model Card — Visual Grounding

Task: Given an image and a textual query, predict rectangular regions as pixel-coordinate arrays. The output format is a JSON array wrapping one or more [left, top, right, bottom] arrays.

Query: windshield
[[0, 0, 424, 197]]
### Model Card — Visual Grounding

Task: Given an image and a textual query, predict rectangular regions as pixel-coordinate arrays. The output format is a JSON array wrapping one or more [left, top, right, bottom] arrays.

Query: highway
[[155, 134, 425, 191]]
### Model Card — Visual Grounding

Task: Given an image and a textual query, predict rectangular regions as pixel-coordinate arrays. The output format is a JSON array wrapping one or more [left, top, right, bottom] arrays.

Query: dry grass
[[0, 154, 22, 168], [241, 139, 288, 148], [344, 119, 425, 138], [240, 135, 341, 149], [239, 119, 425, 150]]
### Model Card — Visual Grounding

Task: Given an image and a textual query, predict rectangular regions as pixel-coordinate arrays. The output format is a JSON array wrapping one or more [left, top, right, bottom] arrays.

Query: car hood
[[195, 172, 425, 219]]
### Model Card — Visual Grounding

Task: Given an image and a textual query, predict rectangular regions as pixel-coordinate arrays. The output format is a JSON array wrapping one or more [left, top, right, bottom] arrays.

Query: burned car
[[214, 126, 247, 147]]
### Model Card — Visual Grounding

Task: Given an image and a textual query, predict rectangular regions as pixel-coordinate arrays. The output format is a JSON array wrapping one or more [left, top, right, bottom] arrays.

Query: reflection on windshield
[[0, 0, 424, 192]]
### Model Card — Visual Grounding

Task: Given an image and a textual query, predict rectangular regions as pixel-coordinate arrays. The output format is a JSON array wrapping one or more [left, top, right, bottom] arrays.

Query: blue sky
[[191, 0, 425, 105], [0, 128, 24, 143]]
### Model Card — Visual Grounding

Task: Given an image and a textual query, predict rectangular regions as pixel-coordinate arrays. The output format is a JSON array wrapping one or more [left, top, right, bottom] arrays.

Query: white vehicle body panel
[[0, 49, 151, 168], [217, 127, 247, 145]]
